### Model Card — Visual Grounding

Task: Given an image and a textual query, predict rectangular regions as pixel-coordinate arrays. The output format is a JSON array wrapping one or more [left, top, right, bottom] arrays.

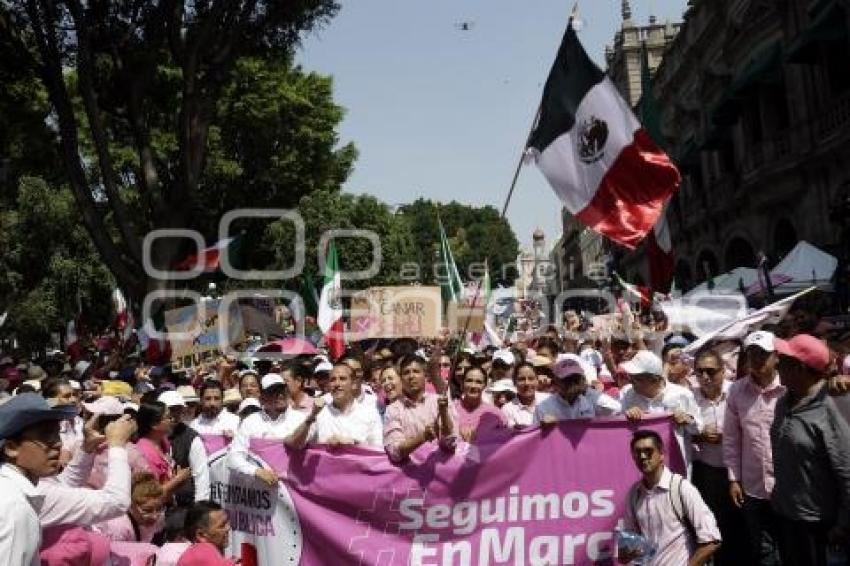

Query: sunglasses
[[695, 367, 720, 379]]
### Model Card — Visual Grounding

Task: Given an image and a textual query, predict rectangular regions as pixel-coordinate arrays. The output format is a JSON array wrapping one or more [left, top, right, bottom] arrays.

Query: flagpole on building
[[500, 3, 579, 218]]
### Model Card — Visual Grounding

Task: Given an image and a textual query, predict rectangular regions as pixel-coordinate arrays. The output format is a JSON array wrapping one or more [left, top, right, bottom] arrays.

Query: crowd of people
[[0, 306, 849, 565]]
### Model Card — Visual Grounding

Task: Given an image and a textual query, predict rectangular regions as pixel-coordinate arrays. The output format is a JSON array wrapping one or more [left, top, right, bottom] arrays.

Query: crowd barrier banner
[[200, 432, 231, 457], [210, 416, 684, 566]]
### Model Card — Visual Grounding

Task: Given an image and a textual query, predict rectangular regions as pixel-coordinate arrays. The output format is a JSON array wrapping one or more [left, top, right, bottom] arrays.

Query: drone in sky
[[455, 21, 475, 32]]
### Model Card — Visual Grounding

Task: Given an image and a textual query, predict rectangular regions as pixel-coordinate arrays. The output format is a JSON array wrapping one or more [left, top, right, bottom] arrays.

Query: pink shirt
[[383, 392, 459, 463], [692, 381, 730, 468], [722, 374, 785, 499], [92, 512, 162, 543], [453, 398, 507, 439], [623, 467, 721, 566]]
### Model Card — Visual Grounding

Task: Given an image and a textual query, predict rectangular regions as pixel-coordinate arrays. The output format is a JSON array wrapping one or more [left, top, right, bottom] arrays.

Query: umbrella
[[256, 337, 318, 356]]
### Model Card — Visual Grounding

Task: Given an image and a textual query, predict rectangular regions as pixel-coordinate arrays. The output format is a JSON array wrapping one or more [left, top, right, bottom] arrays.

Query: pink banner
[[236, 416, 685, 566], [200, 432, 231, 456]]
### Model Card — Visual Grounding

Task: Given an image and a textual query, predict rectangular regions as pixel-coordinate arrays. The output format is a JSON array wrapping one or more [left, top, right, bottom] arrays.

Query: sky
[[296, 0, 688, 252]]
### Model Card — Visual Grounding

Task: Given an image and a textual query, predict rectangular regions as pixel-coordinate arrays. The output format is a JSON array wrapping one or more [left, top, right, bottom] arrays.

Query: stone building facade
[[643, 0, 850, 290]]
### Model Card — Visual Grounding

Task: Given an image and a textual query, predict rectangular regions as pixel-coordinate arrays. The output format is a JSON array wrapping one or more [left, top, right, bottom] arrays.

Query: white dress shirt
[[187, 437, 211, 501], [692, 381, 731, 468], [501, 392, 551, 428], [228, 409, 307, 477], [190, 409, 240, 435], [533, 389, 622, 423], [620, 381, 702, 466], [0, 464, 43, 565], [38, 446, 130, 526], [310, 399, 384, 449]]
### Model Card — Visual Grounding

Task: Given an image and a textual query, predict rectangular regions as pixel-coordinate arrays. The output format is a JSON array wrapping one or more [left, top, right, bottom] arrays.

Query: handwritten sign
[[350, 286, 441, 339]]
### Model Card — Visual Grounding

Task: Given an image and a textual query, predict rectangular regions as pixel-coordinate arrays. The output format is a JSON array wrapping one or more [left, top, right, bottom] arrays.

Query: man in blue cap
[[0, 393, 77, 564]]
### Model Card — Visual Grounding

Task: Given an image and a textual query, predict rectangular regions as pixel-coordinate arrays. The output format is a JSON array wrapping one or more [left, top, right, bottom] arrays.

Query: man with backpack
[[619, 430, 721, 565]]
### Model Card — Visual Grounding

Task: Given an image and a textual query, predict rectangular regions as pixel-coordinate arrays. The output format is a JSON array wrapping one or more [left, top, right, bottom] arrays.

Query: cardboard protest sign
[[165, 299, 245, 371], [349, 286, 442, 339]]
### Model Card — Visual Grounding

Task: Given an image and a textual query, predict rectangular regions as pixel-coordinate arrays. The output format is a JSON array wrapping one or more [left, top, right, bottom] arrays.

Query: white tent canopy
[[770, 240, 837, 292], [685, 267, 760, 297]]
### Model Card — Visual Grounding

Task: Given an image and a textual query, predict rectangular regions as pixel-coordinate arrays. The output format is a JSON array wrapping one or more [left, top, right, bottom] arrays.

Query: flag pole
[[500, 3, 580, 218], [500, 105, 541, 218]]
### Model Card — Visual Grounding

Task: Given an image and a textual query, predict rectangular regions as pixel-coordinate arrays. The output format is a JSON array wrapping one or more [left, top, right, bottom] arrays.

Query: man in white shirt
[[534, 354, 621, 423], [292, 363, 382, 449], [190, 381, 239, 436], [620, 350, 701, 466], [0, 393, 84, 564], [228, 373, 309, 487]]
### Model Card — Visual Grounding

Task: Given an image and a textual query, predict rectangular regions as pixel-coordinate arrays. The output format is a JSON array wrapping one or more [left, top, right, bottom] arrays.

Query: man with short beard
[[190, 381, 239, 437]]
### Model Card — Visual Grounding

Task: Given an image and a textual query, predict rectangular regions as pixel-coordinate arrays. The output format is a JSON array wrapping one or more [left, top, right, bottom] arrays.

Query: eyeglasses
[[20, 431, 62, 450], [695, 367, 720, 380]]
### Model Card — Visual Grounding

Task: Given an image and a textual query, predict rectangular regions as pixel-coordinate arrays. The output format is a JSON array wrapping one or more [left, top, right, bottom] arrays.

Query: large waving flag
[[318, 241, 345, 361], [639, 43, 675, 292], [526, 19, 680, 249]]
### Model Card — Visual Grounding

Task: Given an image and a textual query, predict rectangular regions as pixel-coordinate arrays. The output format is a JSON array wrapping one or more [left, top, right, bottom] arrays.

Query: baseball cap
[[158, 390, 187, 408], [492, 349, 515, 366], [775, 334, 830, 372], [490, 378, 517, 394], [74, 361, 92, 378], [743, 331, 775, 352], [553, 354, 587, 380], [314, 361, 333, 374], [261, 373, 285, 391], [621, 350, 664, 377], [83, 396, 125, 416], [0, 393, 77, 440], [531, 355, 553, 368], [238, 397, 261, 414]]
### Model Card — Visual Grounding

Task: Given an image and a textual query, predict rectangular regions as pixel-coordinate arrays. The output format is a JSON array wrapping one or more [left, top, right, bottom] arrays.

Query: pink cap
[[82, 395, 125, 416], [775, 334, 830, 372]]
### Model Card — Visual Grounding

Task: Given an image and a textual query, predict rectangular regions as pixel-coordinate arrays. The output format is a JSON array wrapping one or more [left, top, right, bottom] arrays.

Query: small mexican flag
[[318, 241, 345, 361], [173, 237, 237, 272], [438, 217, 464, 304]]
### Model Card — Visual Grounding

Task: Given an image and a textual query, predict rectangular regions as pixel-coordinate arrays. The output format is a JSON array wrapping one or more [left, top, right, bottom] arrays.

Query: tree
[[0, 176, 114, 349], [1, 0, 342, 301], [397, 199, 519, 287], [265, 190, 416, 291]]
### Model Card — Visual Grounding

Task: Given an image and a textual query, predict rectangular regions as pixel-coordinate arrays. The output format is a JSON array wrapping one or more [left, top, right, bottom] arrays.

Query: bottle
[[614, 528, 657, 565]]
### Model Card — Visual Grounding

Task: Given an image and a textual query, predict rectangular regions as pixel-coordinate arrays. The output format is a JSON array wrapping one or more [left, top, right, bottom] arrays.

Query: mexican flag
[[173, 237, 236, 272], [526, 18, 680, 249], [639, 43, 675, 293], [318, 241, 345, 361], [438, 217, 464, 304]]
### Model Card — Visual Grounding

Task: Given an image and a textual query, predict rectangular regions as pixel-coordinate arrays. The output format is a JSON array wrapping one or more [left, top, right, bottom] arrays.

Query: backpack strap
[[669, 473, 697, 542]]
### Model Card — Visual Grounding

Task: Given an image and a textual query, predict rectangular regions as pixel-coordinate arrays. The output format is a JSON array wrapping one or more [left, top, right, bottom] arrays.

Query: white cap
[[68, 379, 81, 391], [238, 397, 261, 413], [490, 378, 517, 394], [621, 350, 664, 377], [124, 402, 139, 413], [158, 390, 187, 408], [314, 361, 333, 374], [492, 349, 515, 366], [261, 373, 285, 391], [74, 361, 91, 378], [743, 330, 775, 352]]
